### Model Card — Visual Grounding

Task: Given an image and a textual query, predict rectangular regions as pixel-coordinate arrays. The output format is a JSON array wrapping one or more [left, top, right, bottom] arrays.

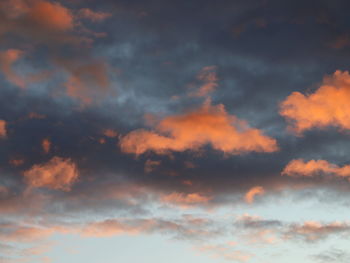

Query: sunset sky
[[1, 0, 350, 262]]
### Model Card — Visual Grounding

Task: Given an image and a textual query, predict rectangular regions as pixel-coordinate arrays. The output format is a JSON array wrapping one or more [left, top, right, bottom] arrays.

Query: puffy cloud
[[0, 49, 25, 88], [244, 186, 265, 204], [23, 157, 78, 191], [120, 100, 278, 155], [77, 8, 112, 22], [280, 71, 350, 134], [282, 159, 350, 179], [0, 120, 7, 138]]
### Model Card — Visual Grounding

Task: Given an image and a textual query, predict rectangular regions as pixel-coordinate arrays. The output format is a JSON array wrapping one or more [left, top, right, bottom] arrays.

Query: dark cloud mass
[[1, 0, 350, 262]]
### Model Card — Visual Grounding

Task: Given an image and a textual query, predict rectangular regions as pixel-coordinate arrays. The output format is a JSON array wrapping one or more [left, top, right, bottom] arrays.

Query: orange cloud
[[0, 224, 56, 242], [282, 159, 350, 178], [244, 186, 265, 204], [23, 157, 78, 191], [81, 216, 214, 240], [78, 8, 112, 22], [161, 192, 212, 207], [285, 221, 350, 242], [0, 49, 25, 88], [189, 66, 218, 97], [41, 138, 51, 154], [102, 129, 118, 138], [81, 219, 154, 237], [0, 119, 7, 138], [280, 70, 350, 134], [28, 0, 74, 32], [0, 0, 100, 47], [120, 100, 278, 155]]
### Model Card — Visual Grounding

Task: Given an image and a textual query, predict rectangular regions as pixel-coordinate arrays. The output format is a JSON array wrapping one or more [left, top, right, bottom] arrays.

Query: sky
[[1, 0, 350, 262]]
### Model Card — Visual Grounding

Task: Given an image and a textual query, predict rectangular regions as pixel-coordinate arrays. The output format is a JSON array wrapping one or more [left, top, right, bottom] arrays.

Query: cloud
[[329, 35, 350, 50], [0, 120, 7, 138], [161, 192, 212, 207], [0, 49, 25, 88], [235, 214, 281, 244], [0, 223, 55, 242], [0, 0, 104, 47], [196, 244, 253, 262], [23, 157, 79, 191], [77, 8, 112, 22], [189, 66, 218, 97], [285, 221, 350, 242], [312, 248, 350, 263], [27, 0, 74, 32], [120, 100, 278, 155], [282, 159, 350, 179], [55, 57, 111, 104], [235, 215, 350, 244], [102, 129, 118, 138], [41, 138, 51, 154], [280, 71, 350, 134], [244, 186, 265, 204], [236, 214, 282, 229], [81, 219, 150, 237], [144, 159, 161, 173], [82, 216, 218, 240]]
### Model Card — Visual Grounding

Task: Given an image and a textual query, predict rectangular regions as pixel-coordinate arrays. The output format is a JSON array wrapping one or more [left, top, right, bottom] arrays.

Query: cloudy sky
[[1, 0, 350, 262]]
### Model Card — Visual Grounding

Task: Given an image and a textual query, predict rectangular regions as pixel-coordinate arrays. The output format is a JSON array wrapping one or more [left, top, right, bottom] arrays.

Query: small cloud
[[0, 49, 25, 88], [78, 8, 112, 22], [280, 70, 350, 134], [244, 186, 265, 204], [161, 192, 212, 207], [0, 120, 7, 138], [282, 159, 350, 179], [102, 129, 118, 138], [41, 138, 51, 154], [144, 159, 161, 173], [23, 157, 78, 191]]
